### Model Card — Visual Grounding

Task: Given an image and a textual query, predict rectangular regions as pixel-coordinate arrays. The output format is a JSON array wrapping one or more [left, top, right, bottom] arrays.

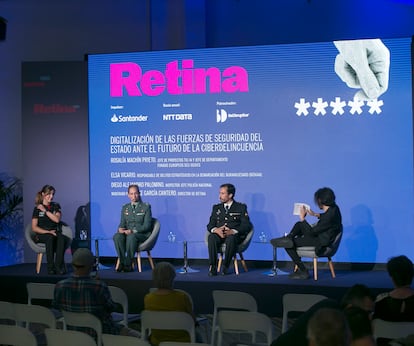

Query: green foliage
[[0, 178, 23, 229]]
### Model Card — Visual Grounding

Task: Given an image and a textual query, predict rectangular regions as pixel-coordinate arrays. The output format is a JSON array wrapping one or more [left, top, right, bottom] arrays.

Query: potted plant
[[0, 178, 23, 234], [0, 176, 23, 265]]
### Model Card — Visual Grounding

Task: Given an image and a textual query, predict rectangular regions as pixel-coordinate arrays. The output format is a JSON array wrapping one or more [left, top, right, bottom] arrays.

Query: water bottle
[[80, 230, 87, 240], [168, 231, 176, 242], [259, 231, 267, 243]]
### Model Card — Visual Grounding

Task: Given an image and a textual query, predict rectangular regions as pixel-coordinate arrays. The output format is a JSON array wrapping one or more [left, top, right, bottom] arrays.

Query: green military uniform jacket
[[118, 201, 152, 235]]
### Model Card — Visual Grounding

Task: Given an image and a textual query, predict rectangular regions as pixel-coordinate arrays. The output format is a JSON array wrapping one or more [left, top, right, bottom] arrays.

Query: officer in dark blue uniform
[[206, 183, 252, 276]]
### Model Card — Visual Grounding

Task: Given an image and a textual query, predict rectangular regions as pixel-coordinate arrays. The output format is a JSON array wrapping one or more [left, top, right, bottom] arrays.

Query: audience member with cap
[[53, 248, 140, 338]]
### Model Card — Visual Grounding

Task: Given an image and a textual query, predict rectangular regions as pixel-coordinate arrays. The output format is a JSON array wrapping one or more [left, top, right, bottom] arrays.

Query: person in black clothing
[[374, 255, 414, 322], [206, 183, 252, 276], [271, 187, 342, 279], [32, 184, 69, 275], [373, 255, 414, 346], [272, 284, 375, 346]]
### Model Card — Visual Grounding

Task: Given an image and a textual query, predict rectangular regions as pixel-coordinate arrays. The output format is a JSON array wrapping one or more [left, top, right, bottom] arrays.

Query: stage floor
[[0, 260, 393, 318]]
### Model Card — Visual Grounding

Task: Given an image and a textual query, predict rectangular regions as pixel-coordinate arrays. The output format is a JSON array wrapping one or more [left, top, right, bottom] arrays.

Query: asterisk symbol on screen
[[367, 99, 384, 114], [348, 99, 365, 115], [312, 98, 328, 116], [294, 98, 311, 116], [330, 97, 346, 115]]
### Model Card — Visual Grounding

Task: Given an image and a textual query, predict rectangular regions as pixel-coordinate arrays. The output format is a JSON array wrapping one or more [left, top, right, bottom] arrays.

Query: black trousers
[[208, 233, 240, 267], [285, 221, 321, 271], [36, 233, 68, 270]]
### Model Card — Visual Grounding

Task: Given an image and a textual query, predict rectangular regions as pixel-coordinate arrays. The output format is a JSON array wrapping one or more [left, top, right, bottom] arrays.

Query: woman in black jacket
[[271, 187, 342, 279]]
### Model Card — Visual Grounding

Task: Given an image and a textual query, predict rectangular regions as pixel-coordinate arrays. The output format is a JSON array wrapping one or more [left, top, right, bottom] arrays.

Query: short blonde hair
[[152, 262, 176, 289]]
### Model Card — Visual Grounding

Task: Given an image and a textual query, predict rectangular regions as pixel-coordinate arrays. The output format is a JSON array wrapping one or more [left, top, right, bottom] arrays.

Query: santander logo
[[110, 59, 249, 97]]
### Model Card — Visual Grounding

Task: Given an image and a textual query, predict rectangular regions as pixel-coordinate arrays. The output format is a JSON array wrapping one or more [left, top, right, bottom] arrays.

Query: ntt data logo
[[110, 114, 149, 123], [216, 109, 228, 123]]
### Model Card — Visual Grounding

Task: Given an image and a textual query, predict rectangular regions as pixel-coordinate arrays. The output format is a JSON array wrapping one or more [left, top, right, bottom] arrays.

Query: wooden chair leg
[[217, 255, 223, 272], [36, 253, 43, 274], [115, 258, 120, 270], [147, 250, 155, 270], [234, 256, 239, 275], [328, 258, 336, 278], [294, 264, 298, 272], [313, 258, 318, 280], [239, 253, 248, 272], [137, 252, 142, 272]]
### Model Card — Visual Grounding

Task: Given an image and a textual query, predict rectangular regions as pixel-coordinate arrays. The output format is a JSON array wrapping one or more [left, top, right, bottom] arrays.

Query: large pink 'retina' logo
[[110, 59, 249, 97]]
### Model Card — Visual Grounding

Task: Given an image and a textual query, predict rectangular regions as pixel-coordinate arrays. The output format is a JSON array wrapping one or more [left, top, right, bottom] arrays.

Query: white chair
[[141, 310, 196, 343], [62, 310, 103, 346], [0, 324, 37, 346], [45, 328, 97, 346], [108, 285, 141, 327], [281, 293, 328, 333], [115, 218, 161, 272], [211, 290, 258, 346], [103, 333, 151, 346], [216, 310, 273, 346], [25, 223, 73, 274], [372, 318, 414, 341], [14, 302, 56, 329], [0, 300, 16, 324], [26, 282, 56, 303], [26, 281, 64, 323], [295, 229, 343, 280]]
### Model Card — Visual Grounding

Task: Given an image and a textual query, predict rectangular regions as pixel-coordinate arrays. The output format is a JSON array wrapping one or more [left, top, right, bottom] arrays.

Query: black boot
[[48, 265, 56, 275], [289, 262, 309, 279], [209, 265, 217, 276]]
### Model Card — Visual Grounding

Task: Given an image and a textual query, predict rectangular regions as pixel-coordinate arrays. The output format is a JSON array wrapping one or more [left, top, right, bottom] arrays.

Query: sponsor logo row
[[110, 109, 249, 123]]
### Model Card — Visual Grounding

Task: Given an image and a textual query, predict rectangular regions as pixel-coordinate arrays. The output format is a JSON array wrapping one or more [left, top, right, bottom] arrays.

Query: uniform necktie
[[225, 205, 229, 214]]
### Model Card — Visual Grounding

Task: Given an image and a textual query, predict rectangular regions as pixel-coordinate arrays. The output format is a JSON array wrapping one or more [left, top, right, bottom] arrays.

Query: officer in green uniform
[[113, 184, 152, 272]]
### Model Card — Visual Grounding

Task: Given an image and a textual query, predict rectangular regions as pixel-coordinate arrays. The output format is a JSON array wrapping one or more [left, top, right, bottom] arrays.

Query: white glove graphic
[[334, 39, 390, 100]]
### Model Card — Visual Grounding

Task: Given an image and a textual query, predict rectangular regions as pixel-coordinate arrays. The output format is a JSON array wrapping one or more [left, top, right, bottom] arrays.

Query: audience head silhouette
[[307, 307, 351, 346], [343, 306, 375, 346], [71, 248, 94, 275], [387, 255, 414, 287], [152, 261, 176, 289], [340, 284, 374, 314]]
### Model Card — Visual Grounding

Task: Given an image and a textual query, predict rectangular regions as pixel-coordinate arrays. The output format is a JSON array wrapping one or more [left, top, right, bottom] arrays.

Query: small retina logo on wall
[[33, 104, 79, 114], [216, 109, 250, 123], [110, 114, 148, 122]]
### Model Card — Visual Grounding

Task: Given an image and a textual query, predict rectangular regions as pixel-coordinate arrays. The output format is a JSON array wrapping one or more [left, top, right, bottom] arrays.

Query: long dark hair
[[35, 185, 55, 205], [314, 187, 336, 207]]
